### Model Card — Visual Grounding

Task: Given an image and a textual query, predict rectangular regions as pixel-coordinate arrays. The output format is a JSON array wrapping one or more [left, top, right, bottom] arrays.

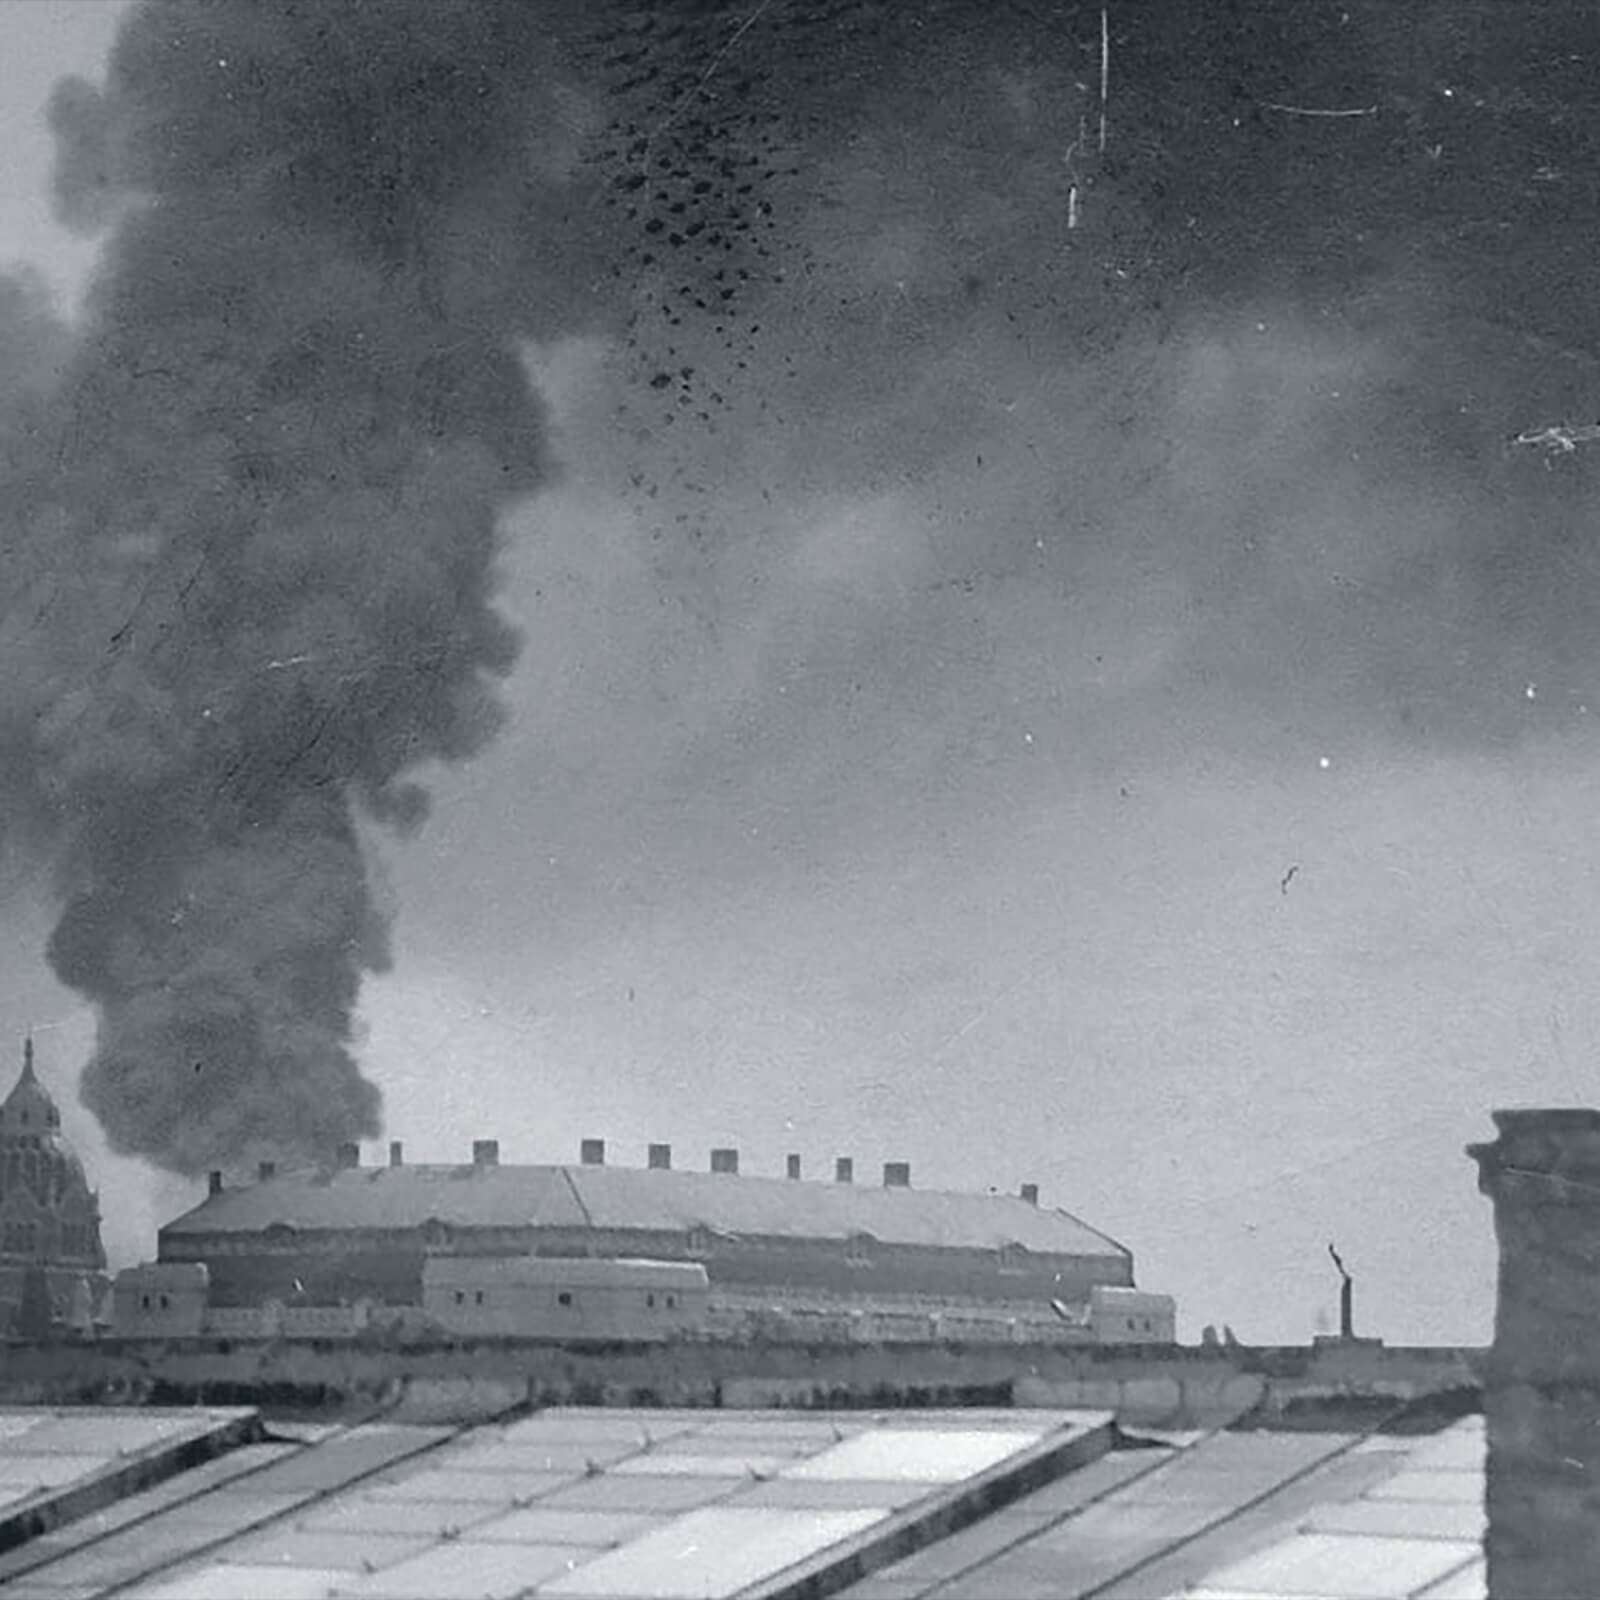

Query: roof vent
[[472, 1139, 499, 1167], [389, 1141, 404, 1168], [883, 1161, 911, 1189], [336, 1142, 360, 1170], [648, 1142, 672, 1170], [1020, 1182, 1039, 1206], [258, 1161, 276, 1183], [710, 1147, 739, 1175], [580, 1138, 606, 1166], [207, 1170, 223, 1196], [787, 1153, 802, 1180], [835, 1156, 854, 1184]]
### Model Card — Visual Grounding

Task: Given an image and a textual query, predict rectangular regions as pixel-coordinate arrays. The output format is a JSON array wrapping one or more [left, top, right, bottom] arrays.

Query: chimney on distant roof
[[787, 1153, 802, 1180], [336, 1141, 360, 1170], [1020, 1182, 1039, 1206], [258, 1161, 276, 1183], [883, 1161, 911, 1189], [710, 1147, 739, 1174], [648, 1143, 672, 1170], [835, 1157, 854, 1184], [389, 1141, 403, 1168], [580, 1138, 606, 1166], [472, 1139, 499, 1167], [207, 1170, 223, 1196]]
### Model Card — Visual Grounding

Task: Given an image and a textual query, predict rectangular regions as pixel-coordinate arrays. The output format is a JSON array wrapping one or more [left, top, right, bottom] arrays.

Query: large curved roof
[[160, 1161, 1129, 1260]]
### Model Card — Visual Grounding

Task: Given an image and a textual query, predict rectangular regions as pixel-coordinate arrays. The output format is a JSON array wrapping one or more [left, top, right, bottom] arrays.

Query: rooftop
[[161, 1162, 1131, 1260], [0, 1403, 1486, 1599]]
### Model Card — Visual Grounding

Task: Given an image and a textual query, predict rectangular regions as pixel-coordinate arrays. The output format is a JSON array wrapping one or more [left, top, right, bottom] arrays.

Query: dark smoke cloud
[[1, 0, 602, 1175], [16, 0, 1600, 1188]]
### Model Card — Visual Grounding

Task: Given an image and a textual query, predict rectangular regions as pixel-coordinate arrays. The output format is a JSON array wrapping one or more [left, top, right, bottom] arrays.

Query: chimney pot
[[710, 1147, 739, 1175], [336, 1141, 360, 1170], [389, 1140, 403, 1168], [472, 1139, 499, 1167], [786, 1153, 802, 1180], [648, 1142, 672, 1170], [835, 1157, 854, 1185], [258, 1161, 276, 1183], [207, 1170, 223, 1196], [883, 1161, 911, 1189], [1020, 1182, 1039, 1206], [580, 1138, 606, 1166]]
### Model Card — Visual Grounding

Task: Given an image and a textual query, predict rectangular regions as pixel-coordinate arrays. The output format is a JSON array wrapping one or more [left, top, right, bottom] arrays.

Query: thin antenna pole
[[1098, 7, 1109, 156]]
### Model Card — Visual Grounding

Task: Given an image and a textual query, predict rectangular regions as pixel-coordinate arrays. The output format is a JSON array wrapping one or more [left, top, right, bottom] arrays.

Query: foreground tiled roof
[[0, 1403, 1487, 1599], [0, 1406, 1111, 1598], [160, 1163, 1131, 1259], [838, 1415, 1487, 1599]]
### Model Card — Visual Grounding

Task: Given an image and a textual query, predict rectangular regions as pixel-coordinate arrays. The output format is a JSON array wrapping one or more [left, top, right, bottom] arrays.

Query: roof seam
[[561, 1165, 596, 1230]]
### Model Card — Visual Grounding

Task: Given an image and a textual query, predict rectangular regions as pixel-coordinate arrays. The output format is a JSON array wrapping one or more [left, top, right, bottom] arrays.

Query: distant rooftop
[[160, 1160, 1131, 1260]]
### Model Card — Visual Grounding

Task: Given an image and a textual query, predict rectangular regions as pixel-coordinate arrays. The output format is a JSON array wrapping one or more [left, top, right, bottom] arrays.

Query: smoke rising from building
[[0, 0, 596, 1174]]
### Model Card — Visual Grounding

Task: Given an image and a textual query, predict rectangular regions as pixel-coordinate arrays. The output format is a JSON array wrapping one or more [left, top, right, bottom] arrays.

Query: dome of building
[[0, 1038, 108, 1334], [0, 1038, 94, 1205]]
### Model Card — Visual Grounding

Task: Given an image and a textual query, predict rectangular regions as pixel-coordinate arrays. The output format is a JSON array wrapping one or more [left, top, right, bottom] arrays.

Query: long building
[[156, 1136, 1163, 1337]]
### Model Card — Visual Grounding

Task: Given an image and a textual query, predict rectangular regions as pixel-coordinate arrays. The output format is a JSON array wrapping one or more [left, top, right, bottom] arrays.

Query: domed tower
[[0, 1038, 108, 1336]]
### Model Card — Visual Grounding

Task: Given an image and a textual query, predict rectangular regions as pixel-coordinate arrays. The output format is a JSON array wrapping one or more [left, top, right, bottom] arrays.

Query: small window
[[454, 1290, 465, 1306], [474, 1290, 484, 1306], [557, 1291, 573, 1307], [141, 1293, 151, 1310], [666, 1294, 676, 1309], [159, 1294, 170, 1310], [646, 1292, 656, 1308]]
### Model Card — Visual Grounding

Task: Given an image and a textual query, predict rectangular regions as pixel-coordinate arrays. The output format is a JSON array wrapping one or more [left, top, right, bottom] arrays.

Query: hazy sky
[[10, 1, 1600, 1343]]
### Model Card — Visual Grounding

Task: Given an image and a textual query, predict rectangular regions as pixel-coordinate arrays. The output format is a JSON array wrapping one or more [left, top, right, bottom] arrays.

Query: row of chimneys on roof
[[210, 1140, 1042, 1205]]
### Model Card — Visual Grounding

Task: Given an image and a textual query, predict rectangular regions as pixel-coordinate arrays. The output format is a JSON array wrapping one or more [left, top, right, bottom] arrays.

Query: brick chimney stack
[[1470, 1107, 1600, 1596]]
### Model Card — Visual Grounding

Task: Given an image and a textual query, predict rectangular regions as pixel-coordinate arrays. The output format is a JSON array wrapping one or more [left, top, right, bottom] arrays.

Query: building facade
[[0, 1040, 109, 1335], [154, 1136, 1168, 1341]]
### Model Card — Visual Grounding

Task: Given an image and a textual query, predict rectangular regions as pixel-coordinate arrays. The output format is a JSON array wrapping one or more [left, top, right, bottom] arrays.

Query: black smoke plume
[[2, 0, 594, 1174]]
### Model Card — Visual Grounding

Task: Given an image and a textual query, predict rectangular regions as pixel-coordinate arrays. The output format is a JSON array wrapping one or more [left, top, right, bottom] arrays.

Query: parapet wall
[[0, 1337, 1484, 1426]]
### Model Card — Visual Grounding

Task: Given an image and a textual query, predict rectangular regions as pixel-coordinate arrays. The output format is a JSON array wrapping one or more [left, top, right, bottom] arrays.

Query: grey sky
[[9, 1, 1600, 1343]]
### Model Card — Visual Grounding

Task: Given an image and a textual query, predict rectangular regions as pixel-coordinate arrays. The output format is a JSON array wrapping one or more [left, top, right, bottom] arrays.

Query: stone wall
[[0, 1336, 1484, 1427]]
